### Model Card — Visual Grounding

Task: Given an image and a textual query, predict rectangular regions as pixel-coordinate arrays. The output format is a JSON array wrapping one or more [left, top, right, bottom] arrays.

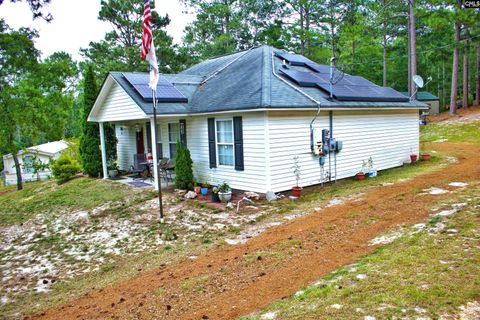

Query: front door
[[136, 128, 145, 154]]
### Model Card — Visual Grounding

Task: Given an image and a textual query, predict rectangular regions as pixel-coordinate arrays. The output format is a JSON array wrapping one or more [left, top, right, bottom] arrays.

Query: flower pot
[[108, 169, 118, 178], [291, 186, 303, 197], [410, 154, 418, 163], [194, 186, 201, 194], [212, 192, 220, 203], [218, 191, 232, 203], [368, 170, 377, 178], [421, 154, 430, 161], [200, 187, 208, 196], [356, 172, 366, 181]]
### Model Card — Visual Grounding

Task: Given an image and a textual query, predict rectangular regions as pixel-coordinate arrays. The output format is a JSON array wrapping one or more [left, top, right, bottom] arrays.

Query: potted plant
[[367, 157, 377, 177], [356, 160, 367, 181], [291, 156, 302, 197], [201, 183, 209, 196], [410, 148, 417, 163], [193, 182, 201, 194], [217, 182, 232, 202], [107, 159, 118, 178], [421, 153, 430, 161], [211, 186, 221, 203]]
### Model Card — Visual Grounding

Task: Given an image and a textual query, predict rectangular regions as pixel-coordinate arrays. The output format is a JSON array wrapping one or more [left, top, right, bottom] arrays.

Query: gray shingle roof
[[109, 45, 426, 115]]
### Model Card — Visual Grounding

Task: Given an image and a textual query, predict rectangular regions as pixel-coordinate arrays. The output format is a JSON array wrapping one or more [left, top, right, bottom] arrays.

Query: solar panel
[[122, 73, 188, 103], [316, 82, 410, 102], [279, 68, 328, 86], [274, 51, 311, 66]]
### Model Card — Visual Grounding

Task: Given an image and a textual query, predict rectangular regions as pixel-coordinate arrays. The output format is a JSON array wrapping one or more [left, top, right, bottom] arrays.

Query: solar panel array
[[122, 73, 188, 103], [275, 51, 409, 103]]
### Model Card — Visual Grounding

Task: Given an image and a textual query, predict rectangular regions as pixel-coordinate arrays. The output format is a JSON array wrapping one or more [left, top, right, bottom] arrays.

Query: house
[[2, 140, 68, 185], [401, 91, 440, 115], [88, 45, 426, 194]]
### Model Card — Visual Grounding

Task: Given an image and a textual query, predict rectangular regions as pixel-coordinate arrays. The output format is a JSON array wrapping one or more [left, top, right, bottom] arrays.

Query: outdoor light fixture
[[135, 124, 141, 133]]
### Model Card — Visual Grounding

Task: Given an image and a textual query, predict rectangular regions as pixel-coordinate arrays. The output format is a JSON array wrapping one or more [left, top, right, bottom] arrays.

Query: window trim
[[215, 118, 235, 167], [168, 122, 180, 159], [23, 155, 34, 174]]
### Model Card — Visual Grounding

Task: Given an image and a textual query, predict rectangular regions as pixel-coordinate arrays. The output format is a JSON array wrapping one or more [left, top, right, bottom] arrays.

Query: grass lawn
[[421, 121, 480, 144], [0, 177, 157, 225], [243, 185, 480, 320]]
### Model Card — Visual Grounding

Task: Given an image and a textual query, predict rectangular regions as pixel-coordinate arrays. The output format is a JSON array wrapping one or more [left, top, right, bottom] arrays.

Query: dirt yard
[[25, 139, 480, 320]]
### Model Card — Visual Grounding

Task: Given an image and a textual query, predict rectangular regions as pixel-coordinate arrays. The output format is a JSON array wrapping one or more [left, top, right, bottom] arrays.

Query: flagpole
[[152, 89, 164, 223]]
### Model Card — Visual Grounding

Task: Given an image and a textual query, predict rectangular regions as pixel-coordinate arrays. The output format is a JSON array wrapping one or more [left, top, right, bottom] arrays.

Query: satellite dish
[[412, 75, 424, 88]]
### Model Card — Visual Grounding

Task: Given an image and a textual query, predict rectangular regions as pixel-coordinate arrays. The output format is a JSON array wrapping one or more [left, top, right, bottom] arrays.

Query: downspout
[[271, 52, 322, 152]]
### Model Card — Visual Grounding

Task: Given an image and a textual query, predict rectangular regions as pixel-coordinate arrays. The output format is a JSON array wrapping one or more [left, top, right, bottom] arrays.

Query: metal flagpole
[[152, 89, 164, 223]]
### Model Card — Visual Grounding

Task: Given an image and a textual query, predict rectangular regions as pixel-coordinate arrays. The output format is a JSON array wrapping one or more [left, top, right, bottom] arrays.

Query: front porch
[[98, 118, 184, 191]]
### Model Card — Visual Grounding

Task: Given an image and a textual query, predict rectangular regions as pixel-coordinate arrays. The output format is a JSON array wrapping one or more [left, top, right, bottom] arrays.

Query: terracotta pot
[[356, 172, 366, 181], [410, 154, 418, 163], [421, 154, 430, 161], [291, 186, 303, 197]]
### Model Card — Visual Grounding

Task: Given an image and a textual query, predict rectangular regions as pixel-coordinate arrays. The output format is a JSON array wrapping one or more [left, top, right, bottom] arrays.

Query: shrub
[[174, 141, 194, 190], [51, 151, 81, 183]]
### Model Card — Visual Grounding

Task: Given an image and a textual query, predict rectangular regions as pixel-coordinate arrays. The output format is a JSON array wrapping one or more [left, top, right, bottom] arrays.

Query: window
[[23, 156, 34, 174], [216, 119, 234, 166], [168, 123, 180, 159]]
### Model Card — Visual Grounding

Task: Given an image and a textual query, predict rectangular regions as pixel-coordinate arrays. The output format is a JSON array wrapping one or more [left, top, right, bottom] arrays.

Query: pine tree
[[174, 141, 194, 190], [79, 65, 102, 177]]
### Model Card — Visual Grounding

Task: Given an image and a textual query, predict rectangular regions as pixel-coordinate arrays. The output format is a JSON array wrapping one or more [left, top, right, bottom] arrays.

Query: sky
[[0, 0, 194, 61]]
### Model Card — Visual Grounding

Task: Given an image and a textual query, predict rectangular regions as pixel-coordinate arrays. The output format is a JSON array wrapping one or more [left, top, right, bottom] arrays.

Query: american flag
[[141, 0, 159, 90]]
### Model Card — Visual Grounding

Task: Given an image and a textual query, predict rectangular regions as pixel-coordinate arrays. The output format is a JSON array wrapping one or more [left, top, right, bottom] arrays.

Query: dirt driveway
[[28, 142, 480, 320]]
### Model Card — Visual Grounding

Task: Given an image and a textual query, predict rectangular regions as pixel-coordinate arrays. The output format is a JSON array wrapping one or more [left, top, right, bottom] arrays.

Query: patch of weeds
[[324, 223, 337, 231], [428, 216, 443, 226], [181, 275, 209, 293], [228, 225, 241, 234], [153, 288, 166, 297], [99, 263, 116, 273], [244, 250, 285, 265], [347, 211, 360, 219], [255, 213, 270, 223]]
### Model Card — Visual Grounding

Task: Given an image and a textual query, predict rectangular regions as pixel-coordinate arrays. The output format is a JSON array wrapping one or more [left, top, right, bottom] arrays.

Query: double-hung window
[[216, 119, 234, 166], [168, 122, 180, 159], [23, 156, 34, 174]]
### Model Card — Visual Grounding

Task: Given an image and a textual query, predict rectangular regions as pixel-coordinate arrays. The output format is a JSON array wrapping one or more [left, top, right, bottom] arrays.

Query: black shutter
[[233, 116, 244, 171], [179, 119, 187, 147], [145, 123, 152, 152], [208, 118, 217, 168]]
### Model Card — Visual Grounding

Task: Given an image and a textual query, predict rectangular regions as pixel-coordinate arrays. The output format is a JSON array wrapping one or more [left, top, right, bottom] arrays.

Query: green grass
[[242, 186, 480, 320], [0, 177, 157, 225], [421, 122, 480, 144], [298, 153, 443, 205]]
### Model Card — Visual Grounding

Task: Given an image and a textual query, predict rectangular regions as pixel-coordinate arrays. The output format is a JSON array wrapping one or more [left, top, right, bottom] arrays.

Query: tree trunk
[[383, 34, 387, 87], [475, 42, 479, 106], [450, 23, 461, 115], [463, 25, 469, 108], [409, 0, 417, 99], [12, 153, 23, 191]]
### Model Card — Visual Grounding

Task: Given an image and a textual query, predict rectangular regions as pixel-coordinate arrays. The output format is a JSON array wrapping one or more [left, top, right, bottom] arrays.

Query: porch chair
[[162, 158, 175, 183], [130, 153, 147, 180]]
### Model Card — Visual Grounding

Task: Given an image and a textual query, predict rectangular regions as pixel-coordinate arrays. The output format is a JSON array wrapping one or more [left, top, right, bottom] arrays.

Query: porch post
[[149, 118, 160, 190], [99, 122, 108, 179]]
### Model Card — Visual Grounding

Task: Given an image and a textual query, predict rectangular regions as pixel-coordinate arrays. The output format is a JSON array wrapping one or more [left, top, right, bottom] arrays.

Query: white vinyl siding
[[115, 124, 137, 171], [267, 109, 419, 192], [93, 81, 147, 122], [187, 112, 268, 193]]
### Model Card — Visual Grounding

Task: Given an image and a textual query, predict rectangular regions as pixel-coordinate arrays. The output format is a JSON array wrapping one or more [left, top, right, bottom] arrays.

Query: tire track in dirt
[[27, 142, 480, 320]]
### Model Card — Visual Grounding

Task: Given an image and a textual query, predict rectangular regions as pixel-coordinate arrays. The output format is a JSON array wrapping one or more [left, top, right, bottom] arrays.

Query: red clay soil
[[28, 142, 480, 320], [429, 104, 480, 123]]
